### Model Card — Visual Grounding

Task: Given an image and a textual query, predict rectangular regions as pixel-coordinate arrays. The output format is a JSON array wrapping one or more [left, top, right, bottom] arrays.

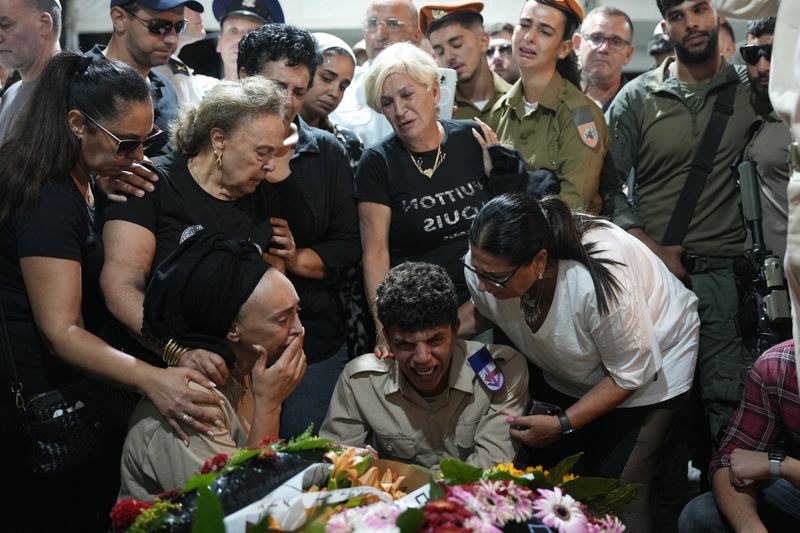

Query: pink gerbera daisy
[[533, 487, 589, 533]]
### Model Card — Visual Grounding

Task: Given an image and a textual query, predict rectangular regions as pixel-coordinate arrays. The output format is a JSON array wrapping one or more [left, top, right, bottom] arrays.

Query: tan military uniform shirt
[[486, 71, 608, 213], [453, 72, 511, 122], [320, 340, 529, 469], [119, 380, 247, 501]]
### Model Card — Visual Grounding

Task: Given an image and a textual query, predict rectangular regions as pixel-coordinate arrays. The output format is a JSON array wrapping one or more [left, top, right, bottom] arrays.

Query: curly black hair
[[376, 262, 458, 332], [747, 17, 775, 39], [237, 23, 322, 85]]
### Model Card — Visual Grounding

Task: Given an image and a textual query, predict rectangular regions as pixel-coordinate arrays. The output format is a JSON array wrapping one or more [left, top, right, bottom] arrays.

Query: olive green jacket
[[605, 58, 761, 257], [486, 71, 608, 213], [453, 72, 511, 122]]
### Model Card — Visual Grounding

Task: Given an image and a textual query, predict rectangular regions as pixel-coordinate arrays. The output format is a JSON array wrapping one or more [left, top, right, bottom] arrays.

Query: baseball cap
[[419, 1, 484, 36], [110, 0, 205, 12], [212, 0, 285, 25]]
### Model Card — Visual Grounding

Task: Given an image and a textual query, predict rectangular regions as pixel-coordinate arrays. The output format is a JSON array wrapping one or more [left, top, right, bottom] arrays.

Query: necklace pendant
[[422, 168, 434, 178]]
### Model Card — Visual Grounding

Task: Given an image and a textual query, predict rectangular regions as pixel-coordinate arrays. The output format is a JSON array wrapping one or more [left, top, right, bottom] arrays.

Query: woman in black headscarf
[[120, 231, 306, 501]]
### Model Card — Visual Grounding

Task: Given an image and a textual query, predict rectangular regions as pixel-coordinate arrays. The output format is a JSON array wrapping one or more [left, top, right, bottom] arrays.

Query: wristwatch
[[768, 451, 786, 479], [557, 412, 575, 436]]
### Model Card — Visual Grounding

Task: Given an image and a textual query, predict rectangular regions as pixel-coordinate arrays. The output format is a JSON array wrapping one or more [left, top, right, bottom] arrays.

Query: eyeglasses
[[486, 44, 513, 58], [125, 10, 189, 36], [363, 17, 409, 33], [460, 254, 527, 289], [582, 33, 631, 51], [83, 113, 163, 156], [739, 44, 772, 65]]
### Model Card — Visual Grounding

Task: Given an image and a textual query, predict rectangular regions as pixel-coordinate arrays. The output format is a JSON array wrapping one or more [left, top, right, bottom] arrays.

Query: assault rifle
[[738, 160, 792, 355]]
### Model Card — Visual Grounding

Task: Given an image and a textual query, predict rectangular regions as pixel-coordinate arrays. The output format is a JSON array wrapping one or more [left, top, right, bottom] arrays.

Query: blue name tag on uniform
[[467, 345, 505, 392]]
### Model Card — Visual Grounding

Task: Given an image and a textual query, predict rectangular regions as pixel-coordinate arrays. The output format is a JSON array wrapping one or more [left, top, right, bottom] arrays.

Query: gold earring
[[214, 150, 223, 169]]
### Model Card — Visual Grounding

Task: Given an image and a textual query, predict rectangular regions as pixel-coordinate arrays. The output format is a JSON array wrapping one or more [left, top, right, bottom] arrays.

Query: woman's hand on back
[[178, 348, 230, 387], [507, 414, 562, 448], [471, 117, 498, 177], [95, 161, 159, 202]]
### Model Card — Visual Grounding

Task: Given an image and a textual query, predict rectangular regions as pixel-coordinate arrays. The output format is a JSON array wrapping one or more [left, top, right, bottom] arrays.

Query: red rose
[[257, 435, 283, 448], [109, 498, 151, 531], [199, 453, 229, 474]]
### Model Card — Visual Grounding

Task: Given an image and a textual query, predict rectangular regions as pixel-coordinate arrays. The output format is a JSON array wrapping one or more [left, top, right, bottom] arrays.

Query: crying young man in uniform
[[319, 262, 529, 469]]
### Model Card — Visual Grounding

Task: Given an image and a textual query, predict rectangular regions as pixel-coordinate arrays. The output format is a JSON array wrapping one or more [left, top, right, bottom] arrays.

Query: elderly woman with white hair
[[355, 42, 529, 356]]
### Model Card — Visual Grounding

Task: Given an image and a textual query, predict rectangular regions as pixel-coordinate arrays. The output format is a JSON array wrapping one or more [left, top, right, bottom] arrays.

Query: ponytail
[[539, 196, 622, 314], [470, 193, 622, 314]]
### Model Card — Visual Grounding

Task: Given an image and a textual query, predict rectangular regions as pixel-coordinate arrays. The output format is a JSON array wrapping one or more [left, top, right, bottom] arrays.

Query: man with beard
[[573, 6, 634, 112], [421, 2, 510, 121], [604, 0, 759, 463], [739, 17, 790, 263], [88, 0, 203, 157]]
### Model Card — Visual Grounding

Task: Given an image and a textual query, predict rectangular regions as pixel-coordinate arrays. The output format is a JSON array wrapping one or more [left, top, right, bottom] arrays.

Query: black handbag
[[1, 301, 138, 476]]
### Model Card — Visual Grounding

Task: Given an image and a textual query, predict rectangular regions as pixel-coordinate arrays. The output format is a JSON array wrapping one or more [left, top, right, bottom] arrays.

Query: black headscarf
[[143, 230, 270, 366]]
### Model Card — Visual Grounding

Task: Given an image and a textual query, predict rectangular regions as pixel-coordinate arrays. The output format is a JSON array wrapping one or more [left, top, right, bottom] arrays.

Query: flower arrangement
[[315, 454, 635, 533], [109, 427, 332, 532], [110, 429, 636, 533]]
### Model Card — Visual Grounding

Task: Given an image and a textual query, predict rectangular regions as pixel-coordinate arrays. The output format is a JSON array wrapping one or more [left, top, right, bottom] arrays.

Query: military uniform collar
[[504, 70, 565, 119], [648, 56, 741, 96], [386, 338, 475, 404]]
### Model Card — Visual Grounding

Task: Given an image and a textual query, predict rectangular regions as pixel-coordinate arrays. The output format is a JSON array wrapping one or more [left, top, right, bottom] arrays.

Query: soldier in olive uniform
[[420, 1, 511, 122], [320, 262, 529, 469], [605, 0, 761, 452], [486, 0, 607, 214]]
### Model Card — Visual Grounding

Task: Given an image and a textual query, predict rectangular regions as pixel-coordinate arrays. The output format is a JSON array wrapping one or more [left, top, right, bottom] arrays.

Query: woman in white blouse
[[460, 192, 699, 531]]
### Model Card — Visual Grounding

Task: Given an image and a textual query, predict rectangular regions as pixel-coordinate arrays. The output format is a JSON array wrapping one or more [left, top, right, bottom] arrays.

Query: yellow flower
[[561, 473, 578, 483]]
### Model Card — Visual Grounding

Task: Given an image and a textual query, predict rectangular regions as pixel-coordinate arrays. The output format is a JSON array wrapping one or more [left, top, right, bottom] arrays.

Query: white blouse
[[467, 222, 699, 408]]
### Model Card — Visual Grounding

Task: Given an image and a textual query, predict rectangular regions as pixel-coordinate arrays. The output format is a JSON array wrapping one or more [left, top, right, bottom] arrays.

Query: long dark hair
[[0, 51, 151, 222], [469, 193, 623, 314]]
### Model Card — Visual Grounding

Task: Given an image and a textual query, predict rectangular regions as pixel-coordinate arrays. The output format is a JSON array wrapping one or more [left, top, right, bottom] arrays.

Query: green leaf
[[428, 475, 446, 500], [588, 484, 641, 516], [547, 453, 583, 485], [190, 486, 225, 533], [560, 476, 618, 500], [397, 509, 426, 533], [345, 496, 365, 508], [182, 472, 219, 494], [354, 454, 374, 476], [247, 514, 272, 533], [228, 448, 260, 467], [439, 457, 482, 485], [281, 436, 333, 452]]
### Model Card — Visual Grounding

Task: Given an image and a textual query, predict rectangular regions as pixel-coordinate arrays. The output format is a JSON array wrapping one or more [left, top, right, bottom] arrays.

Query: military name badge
[[572, 106, 599, 149], [467, 345, 505, 392]]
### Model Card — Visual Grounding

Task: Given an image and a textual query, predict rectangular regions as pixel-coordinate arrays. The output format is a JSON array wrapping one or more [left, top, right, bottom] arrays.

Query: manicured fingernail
[[134, 190, 145, 197], [506, 416, 515, 423], [215, 419, 223, 427], [183, 440, 190, 447], [208, 381, 217, 388], [146, 184, 155, 192], [207, 430, 215, 437]]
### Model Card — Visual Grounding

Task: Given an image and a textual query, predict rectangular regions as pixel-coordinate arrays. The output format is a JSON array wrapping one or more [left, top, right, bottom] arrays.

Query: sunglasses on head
[[83, 113, 163, 157], [486, 44, 513, 58], [739, 44, 772, 65], [125, 9, 189, 36]]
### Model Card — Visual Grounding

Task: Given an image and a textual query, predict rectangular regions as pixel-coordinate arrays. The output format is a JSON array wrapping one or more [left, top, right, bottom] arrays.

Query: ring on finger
[[741, 479, 753, 487], [181, 413, 191, 423]]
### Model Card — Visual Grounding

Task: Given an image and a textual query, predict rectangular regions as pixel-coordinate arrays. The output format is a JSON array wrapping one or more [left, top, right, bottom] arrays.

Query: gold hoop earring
[[214, 150, 223, 169]]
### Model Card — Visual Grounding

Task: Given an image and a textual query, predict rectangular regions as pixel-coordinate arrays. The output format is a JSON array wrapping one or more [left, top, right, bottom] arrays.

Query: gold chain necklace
[[408, 143, 445, 178]]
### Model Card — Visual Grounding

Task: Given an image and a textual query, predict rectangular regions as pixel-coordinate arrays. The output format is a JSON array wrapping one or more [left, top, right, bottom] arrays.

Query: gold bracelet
[[160, 339, 189, 367]]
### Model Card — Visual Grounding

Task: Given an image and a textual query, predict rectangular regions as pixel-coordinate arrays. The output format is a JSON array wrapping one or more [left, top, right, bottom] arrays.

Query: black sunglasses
[[486, 44, 513, 58], [739, 44, 772, 65], [83, 113, 163, 156], [126, 9, 189, 36], [460, 254, 527, 289]]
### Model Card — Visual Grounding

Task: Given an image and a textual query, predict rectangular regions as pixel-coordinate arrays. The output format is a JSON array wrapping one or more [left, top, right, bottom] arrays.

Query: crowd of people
[[0, 0, 798, 532]]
